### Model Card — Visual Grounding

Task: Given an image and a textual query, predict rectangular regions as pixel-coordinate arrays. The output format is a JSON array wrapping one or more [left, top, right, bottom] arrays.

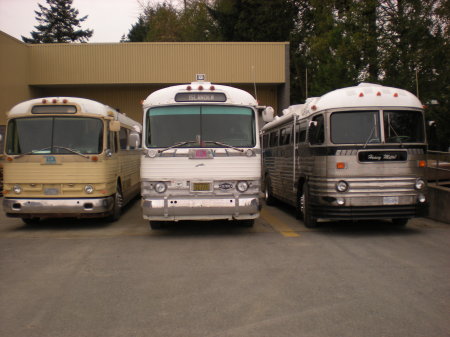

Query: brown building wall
[[0, 32, 32, 123], [1, 31, 288, 128]]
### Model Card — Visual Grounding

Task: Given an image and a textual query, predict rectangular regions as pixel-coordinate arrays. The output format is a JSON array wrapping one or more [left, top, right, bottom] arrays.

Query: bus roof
[[142, 81, 258, 108], [7, 97, 142, 132], [301, 83, 423, 117]]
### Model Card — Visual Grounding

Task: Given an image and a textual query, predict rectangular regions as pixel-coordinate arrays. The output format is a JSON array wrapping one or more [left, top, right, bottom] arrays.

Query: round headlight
[[236, 181, 249, 192], [84, 185, 94, 194], [147, 149, 157, 158], [245, 149, 254, 157], [13, 185, 22, 194], [415, 178, 425, 190], [155, 182, 167, 193], [335, 181, 349, 192]]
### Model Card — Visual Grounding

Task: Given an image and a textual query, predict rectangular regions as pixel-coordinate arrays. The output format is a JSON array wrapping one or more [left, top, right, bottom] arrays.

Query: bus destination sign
[[175, 92, 227, 102]]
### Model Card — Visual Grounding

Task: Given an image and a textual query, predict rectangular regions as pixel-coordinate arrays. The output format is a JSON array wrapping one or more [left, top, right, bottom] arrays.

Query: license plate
[[44, 188, 60, 195], [192, 182, 211, 192], [383, 196, 399, 205]]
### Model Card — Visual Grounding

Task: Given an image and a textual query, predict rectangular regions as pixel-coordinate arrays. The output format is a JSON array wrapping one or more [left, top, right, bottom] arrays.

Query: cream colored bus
[[2, 97, 142, 224]]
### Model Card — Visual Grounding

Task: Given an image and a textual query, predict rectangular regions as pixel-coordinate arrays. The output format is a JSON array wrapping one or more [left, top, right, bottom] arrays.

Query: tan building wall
[[0, 31, 288, 127], [0, 32, 32, 122]]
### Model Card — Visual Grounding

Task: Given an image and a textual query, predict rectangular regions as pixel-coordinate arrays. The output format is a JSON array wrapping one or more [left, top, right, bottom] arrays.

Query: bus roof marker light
[[42, 99, 47, 104], [311, 105, 317, 111], [377, 92, 381, 96], [198, 85, 204, 90], [394, 93, 399, 97], [52, 99, 58, 104], [210, 85, 215, 91], [63, 99, 68, 104], [186, 86, 192, 91], [359, 92, 364, 97]]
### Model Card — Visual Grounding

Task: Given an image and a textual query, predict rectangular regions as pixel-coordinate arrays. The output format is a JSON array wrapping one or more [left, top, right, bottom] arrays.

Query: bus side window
[[269, 130, 279, 147], [281, 126, 291, 145], [262, 134, 269, 148], [309, 115, 324, 145], [298, 121, 307, 143], [119, 127, 128, 150]]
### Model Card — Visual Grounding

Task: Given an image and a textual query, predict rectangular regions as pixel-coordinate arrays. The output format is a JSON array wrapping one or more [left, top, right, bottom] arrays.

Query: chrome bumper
[[141, 195, 261, 221], [3, 197, 114, 218]]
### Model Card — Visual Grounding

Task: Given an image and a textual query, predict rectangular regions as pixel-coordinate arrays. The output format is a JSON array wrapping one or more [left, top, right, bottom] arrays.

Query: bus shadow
[[265, 200, 421, 237], [149, 220, 254, 237]]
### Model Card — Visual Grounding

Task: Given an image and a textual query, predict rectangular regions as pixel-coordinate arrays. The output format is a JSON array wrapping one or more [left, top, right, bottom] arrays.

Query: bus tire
[[392, 218, 408, 227], [150, 221, 165, 230], [107, 184, 123, 222], [303, 184, 318, 228], [264, 176, 276, 206]]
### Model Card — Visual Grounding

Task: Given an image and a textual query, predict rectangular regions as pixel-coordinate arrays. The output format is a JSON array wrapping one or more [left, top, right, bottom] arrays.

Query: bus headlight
[[13, 185, 22, 194], [84, 185, 94, 194], [155, 182, 167, 193], [335, 180, 349, 192], [415, 178, 425, 190], [236, 181, 249, 192]]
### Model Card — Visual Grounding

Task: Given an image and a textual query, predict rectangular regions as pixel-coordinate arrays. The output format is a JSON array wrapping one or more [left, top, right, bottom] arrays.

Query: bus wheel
[[108, 185, 123, 222], [303, 184, 318, 228], [264, 176, 275, 206], [22, 217, 40, 226], [150, 221, 165, 230], [392, 218, 408, 227]]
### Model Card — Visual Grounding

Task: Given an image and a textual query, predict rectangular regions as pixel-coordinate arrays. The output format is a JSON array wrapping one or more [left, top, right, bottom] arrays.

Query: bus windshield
[[6, 117, 103, 155], [384, 110, 425, 143], [331, 111, 381, 144], [146, 105, 255, 148]]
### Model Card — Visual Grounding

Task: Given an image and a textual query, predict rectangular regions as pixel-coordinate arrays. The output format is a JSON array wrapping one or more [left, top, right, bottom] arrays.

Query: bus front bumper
[[141, 195, 261, 221], [3, 197, 114, 218]]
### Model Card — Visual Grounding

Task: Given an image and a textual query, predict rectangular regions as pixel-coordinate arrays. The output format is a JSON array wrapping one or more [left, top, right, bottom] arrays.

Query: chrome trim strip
[[3, 197, 114, 215]]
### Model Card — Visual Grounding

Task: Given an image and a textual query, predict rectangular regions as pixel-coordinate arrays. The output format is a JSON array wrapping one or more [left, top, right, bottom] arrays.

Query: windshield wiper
[[52, 146, 89, 159], [203, 141, 244, 152], [388, 122, 404, 147], [158, 141, 197, 153], [363, 126, 376, 148], [14, 146, 89, 159], [14, 146, 52, 159]]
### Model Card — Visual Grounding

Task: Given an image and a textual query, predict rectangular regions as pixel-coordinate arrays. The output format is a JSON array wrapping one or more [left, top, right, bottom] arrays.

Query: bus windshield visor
[[384, 110, 425, 143], [6, 117, 103, 155], [331, 111, 381, 144], [146, 105, 255, 148]]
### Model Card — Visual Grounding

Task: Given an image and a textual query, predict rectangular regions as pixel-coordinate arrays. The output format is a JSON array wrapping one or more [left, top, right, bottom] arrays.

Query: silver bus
[[261, 83, 428, 227]]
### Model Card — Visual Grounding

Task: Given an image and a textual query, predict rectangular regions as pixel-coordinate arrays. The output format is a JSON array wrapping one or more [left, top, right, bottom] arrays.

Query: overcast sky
[[0, 0, 153, 43]]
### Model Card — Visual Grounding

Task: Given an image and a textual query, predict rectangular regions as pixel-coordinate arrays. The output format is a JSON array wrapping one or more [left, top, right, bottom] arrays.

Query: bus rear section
[[2, 97, 142, 224], [141, 78, 271, 229], [262, 84, 428, 228]]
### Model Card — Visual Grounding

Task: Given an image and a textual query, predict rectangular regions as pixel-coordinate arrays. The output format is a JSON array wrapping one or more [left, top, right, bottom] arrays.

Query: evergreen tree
[[22, 0, 93, 43]]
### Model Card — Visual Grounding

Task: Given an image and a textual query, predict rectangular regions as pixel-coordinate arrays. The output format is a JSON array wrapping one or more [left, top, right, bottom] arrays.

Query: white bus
[[2, 97, 142, 224], [141, 76, 272, 229], [261, 83, 428, 227]]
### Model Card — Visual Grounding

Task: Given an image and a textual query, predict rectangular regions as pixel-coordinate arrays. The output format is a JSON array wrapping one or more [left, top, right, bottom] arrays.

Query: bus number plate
[[44, 188, 60, 195], [192, 182, 211, 192], [383, 196, 399, 205]]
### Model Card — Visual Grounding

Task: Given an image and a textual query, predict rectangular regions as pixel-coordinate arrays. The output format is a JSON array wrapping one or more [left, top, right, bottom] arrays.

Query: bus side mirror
[[109, 120, 120, 132], [262, 107, 275, 123], [128, 131, 140, 148]]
